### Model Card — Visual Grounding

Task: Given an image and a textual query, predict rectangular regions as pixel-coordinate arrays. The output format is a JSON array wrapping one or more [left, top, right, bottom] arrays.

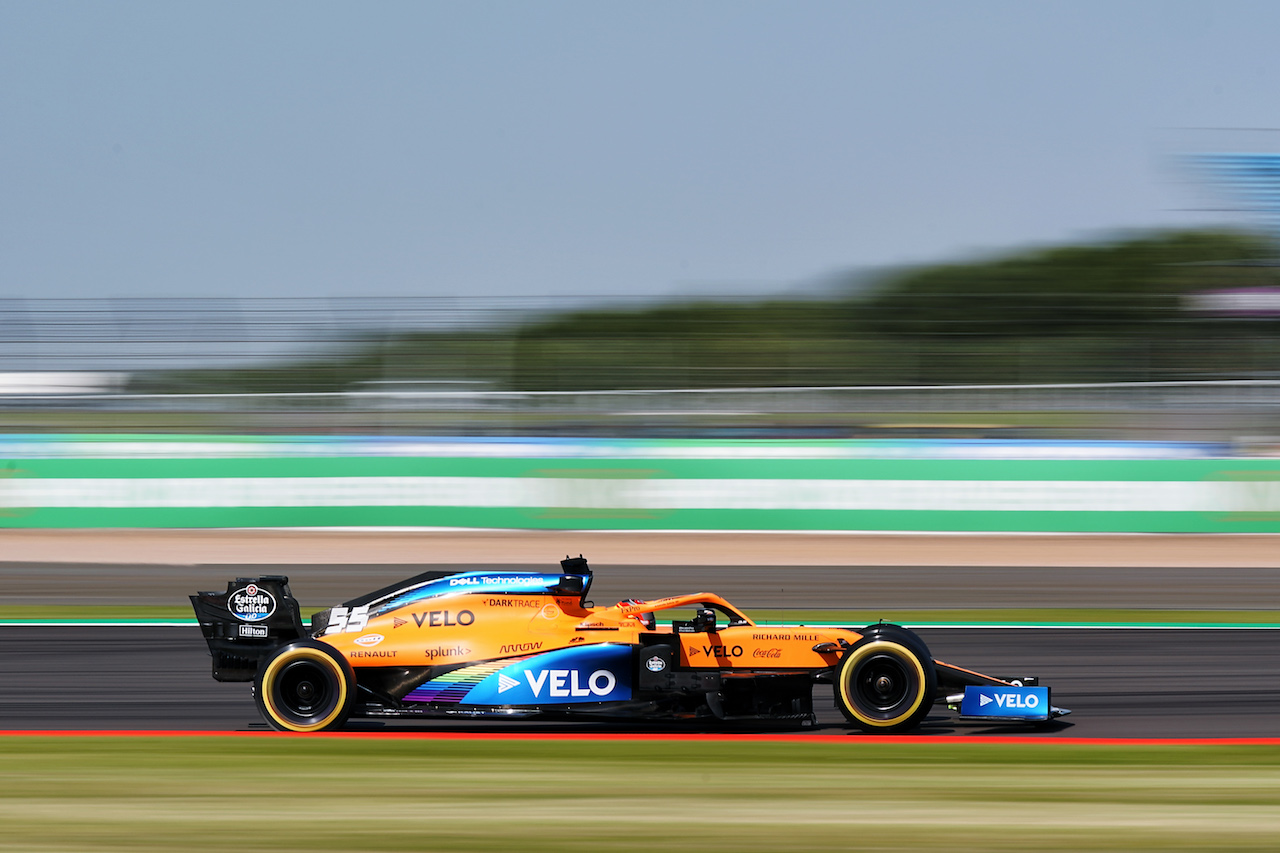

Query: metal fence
[[0, 296, 557, 371], [2, 380, 1279, 444], [3, 298, 1280, 442]]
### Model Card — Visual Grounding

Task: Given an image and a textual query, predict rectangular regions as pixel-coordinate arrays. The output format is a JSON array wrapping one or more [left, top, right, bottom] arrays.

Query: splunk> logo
[[497, 668, 618, 698], [424, 645, 470, 661]]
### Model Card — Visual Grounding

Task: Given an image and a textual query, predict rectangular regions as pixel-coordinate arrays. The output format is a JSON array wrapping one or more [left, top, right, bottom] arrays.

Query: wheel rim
[[838, 640, 928, 729], [274, 659, 336, 719], [262, 648, 348, 731], [854, 653, 913, 713]]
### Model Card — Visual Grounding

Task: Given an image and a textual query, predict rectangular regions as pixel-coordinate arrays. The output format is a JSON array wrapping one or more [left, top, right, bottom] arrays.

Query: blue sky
[[2, 1, 1276, 302]]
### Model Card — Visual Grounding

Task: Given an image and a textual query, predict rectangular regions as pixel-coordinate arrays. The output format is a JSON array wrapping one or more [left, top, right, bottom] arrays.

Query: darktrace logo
[[229, 584, 276, 623], [486, 597, 542, 609]]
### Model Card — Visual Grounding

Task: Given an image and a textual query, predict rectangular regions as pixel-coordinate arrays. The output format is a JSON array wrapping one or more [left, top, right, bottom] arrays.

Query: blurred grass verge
[[0, 737, 1277, 852], [3, 605, 1279, 626]]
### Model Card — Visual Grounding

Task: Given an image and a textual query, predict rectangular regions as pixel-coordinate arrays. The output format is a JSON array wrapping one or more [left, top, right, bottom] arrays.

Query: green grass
[[0, 737, 1278, 852], [0, 604, 325, 622], [0, 605, 202, 622], [5, 604, 1280, 626]]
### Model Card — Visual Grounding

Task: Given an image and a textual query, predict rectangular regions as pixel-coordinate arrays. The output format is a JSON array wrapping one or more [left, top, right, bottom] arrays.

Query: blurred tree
[[856, 230, 1273, 338], [131, 229, 1280, 394]]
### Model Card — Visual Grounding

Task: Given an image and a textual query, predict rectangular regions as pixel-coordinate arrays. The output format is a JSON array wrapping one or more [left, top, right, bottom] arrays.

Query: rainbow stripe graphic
[[405, 657, 532, 704]]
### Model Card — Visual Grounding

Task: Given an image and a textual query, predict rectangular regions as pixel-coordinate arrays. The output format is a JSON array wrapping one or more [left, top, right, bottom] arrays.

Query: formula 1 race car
[[191, 556, 1069, 733]]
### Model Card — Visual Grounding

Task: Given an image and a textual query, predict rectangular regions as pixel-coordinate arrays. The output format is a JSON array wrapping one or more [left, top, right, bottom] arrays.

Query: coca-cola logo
[[752, 648, 783, 659], [229, 584, 276, 623]]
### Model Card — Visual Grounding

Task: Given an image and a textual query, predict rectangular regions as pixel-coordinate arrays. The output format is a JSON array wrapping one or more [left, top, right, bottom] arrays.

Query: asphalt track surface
[[3, 624, 1276, 738], [4, 554, 1279, 738]]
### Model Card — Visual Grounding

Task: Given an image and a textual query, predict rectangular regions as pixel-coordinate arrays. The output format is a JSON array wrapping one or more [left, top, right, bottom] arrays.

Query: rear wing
[[190, 576, 307, 682]]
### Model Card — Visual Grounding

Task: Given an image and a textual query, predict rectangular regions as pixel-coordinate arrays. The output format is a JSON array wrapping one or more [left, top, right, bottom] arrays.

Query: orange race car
[[191, 556, 1069, 733]]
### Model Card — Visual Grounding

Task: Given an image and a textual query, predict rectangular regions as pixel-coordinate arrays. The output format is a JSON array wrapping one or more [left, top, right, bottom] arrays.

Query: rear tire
[[835, 634, 936, 733], [255, 640, 355, 732]]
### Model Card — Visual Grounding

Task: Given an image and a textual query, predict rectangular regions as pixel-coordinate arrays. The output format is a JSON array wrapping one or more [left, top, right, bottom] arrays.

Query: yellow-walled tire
[[835, 638, 936, 733], [254, 640, 355, 732]]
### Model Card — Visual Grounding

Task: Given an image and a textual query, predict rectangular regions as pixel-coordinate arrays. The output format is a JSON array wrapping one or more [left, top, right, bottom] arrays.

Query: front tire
[[835, 635, 936, 733], [255, 640, 355, 732]]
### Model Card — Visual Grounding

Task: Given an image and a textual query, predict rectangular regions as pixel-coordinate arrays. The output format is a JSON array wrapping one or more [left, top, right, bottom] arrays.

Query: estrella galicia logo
[[229, 584, 276, 623], [960, 685, 1050, 720], [645, 655, 667, 672], [463, 644, 632, 706]]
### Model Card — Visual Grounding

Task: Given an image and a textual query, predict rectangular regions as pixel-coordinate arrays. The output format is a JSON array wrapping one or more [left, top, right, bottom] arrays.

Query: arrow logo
[[980, 694, 993, 707], [498, 673, 520, 694]]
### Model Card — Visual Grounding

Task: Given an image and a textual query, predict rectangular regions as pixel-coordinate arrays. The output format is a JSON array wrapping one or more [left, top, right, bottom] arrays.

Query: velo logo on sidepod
[[464, 644, 632, 705]]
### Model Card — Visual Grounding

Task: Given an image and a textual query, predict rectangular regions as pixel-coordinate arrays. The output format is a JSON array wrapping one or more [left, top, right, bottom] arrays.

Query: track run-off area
[[5, 532, 1280, 851], [1, 624, 1276, 739]]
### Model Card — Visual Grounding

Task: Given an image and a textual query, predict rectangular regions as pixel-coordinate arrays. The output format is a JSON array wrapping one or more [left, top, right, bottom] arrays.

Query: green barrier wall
[[3, 439, 1280, 531]]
